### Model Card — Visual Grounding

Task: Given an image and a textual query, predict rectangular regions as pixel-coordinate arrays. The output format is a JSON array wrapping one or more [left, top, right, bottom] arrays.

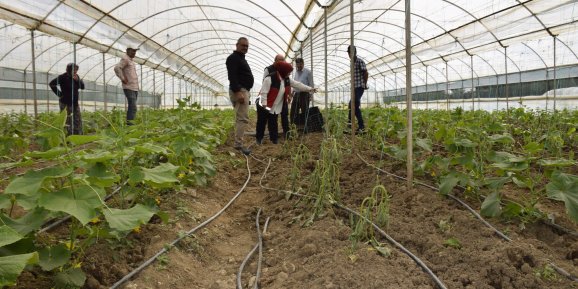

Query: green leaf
[[546, 171, 578, 223], [134, 143, 168, 154], [0, 226, 23, 247], [192, 147, 212, 159], [5, 167, 73, 196], [439, 173, 460, 195], [0, 194, 10, 210], [488, 133, 514, 144], [38, 244, 71, 271], [80, 150, 116, 163], [129, 163, 179, 187], [66, 134, 102, 146], [484, 176, 511, 190], [0, 252, 39, 287], [103, 204, 156, 232], [172, 137, 192, 154], [0, 208, 49, 235], [35, 112, 67, 148], [453, 138, 477, 148], [25, 147, 67, 159], [481, 191, 502, 217], [38, 185, 105, 225], [54, 267, 86, 288], [443, 238, 462, 249], [524, 142, 543, 154], [512, 175, 532, 189], [415, 138, 432, 152], [537, 158, 576, 168], [86, 163, 120, 187]]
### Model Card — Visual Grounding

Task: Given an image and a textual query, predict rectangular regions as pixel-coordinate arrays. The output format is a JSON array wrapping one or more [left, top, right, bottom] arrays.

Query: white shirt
[[259, 75, 313, 114]]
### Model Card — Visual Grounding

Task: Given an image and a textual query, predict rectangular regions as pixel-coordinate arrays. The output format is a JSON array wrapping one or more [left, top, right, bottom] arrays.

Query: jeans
[[348, 87, 365, 130], [124, 89, 138, 124]]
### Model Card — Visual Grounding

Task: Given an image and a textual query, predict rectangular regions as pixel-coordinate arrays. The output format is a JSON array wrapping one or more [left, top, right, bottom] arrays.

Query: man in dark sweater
[[49, 63, 85, 135], [226, 37, 254, 155]]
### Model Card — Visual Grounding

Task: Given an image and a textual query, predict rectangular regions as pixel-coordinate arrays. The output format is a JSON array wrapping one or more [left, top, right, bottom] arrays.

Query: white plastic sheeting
[[0, 0, 576, 100]]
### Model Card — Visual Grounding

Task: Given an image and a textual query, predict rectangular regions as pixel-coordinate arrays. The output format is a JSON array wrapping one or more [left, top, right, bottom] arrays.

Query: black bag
[[302, 106, 324, 133]]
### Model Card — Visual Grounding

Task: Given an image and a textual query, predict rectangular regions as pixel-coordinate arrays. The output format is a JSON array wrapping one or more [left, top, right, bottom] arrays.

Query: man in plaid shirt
[[347, 45, 368, 133]]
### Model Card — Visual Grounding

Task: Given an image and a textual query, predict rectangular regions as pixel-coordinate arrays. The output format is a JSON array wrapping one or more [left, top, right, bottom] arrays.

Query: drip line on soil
[[110, 155, 253, 289], [258, 158, 449, 289], [334, 203, 448, 289], [360, 151, 578, 237], [357, 153, 578, 282], [357, 152, 511, 242], [236, 208, 270, 289]]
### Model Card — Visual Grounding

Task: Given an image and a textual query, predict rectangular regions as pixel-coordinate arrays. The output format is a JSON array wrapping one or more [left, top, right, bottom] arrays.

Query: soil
[[13, 130, 578, 289]]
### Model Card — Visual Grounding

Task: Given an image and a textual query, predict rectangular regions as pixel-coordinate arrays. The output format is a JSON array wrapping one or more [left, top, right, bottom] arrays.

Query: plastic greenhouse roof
[[0, 0, 576, 94]]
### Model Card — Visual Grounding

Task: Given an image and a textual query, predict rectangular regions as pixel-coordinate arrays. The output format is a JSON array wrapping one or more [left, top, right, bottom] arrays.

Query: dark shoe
[[234, 146, 251, 155], [256, 138, 263, 145], [271, 140, 278, 144]]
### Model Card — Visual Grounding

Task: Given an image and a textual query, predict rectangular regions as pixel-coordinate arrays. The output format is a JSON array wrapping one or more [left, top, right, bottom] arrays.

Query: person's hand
[[122, 79, 128, 85], [363, 83, 369, 90], [235, 91, 245, 104], [310, 88, 318, 93], [73, 74, 79, 81]]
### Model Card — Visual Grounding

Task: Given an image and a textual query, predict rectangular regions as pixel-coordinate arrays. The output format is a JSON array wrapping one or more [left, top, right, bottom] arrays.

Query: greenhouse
[[0, 1, 577, 289]]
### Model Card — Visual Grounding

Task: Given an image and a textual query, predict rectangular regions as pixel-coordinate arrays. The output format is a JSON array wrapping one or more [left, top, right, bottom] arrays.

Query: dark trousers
[[280, 100, 289, 138], [255, 104, 279, 144], [64, 104, 83, 135], [124, 89, 138, 124], [59, 99, 66, 112], [290, 92, 310, 124], [348, 87, 365, 130]]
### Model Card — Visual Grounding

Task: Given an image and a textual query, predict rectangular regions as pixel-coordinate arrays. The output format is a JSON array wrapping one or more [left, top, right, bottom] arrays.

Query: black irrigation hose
[[236, 209, 270, 289], [334, 203, 448, 289], [258, 159, 448, 289], [255, 213, 268, 289], [38, 180, 129, 234], [357, 153, 513, 241], [550, 263, 578, 282], [110, 155, 252, 289], [357, 153, 578, 282]]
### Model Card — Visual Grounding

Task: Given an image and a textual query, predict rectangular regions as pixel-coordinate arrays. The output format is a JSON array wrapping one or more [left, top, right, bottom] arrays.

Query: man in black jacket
[[226, 37, 254, 155], [49, 63, 85, 135]]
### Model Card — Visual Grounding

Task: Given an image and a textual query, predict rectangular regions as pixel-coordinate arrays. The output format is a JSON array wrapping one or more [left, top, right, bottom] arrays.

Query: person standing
[[347, 45, 368, 133], [49, 63, 85, 135], [290, 57, 315, 126], [262, 54, 291, 139], [114, 47, 139, 125], [257, 61, 316, 144], [226, 37, 254, 155]]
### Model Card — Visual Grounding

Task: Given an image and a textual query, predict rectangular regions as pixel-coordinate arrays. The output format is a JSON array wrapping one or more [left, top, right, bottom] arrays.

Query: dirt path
[[12, 131, 574, 289]]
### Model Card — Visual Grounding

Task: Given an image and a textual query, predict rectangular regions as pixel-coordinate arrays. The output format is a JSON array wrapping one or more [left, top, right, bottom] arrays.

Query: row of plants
[[361, 106, 577, 225], [0, 101, 233, 287]]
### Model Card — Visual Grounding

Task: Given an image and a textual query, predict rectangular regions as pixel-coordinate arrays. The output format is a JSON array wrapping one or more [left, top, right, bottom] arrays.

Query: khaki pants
[[229, 88, 249, 148]]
